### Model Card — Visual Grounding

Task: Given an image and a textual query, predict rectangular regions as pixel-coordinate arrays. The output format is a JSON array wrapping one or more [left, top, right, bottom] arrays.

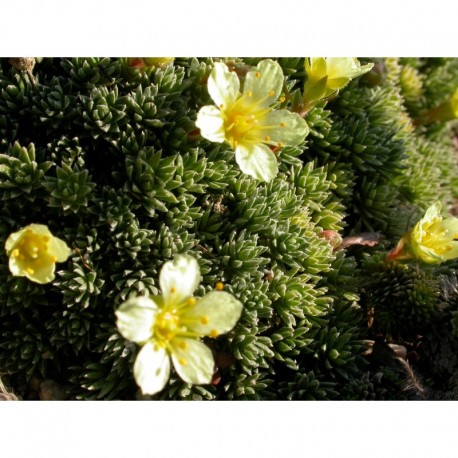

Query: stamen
[[278, 142, 284, 148], [26, 267, 35, 274], [279, 96, 286, 103], [215, 281, 224, 291], [265, 136, 271, 142], [247, 91, 253, 97], [178, 358, 187, 366], [255, 72, 261, 78], [178, 341, 188, 350], [200, 316, 209, 325], [209, 329, 219, 338], [170, 287, 176, 293], [12, 249, 20, 257], [280, 122, 286, 128], [268, 90, 275, 97], [187, 297, 197, 306]]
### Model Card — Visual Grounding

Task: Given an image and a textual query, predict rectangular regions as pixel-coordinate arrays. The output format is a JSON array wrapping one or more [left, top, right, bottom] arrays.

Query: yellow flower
[[303, 58, 374, 108], [389, 201, 458, 264], [5, 224, 71, 284], [116, 255, 243, 395], [196, 59, 309, 182]]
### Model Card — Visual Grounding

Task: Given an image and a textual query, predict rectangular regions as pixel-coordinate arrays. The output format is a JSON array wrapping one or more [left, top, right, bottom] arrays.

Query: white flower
[[116, 254, 243, 395], [196, 59, 309, 182]]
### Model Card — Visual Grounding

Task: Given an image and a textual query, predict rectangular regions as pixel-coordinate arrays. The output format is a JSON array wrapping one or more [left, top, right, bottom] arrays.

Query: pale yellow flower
[[116, 255, 243, 395], [303, 58, 373, 107], [389, 201, 458, 264], [196, 59, 309, 182], [5, 224, 71, 284]]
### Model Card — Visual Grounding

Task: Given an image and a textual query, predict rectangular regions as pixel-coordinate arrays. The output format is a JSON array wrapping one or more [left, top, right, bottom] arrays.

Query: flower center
[[154, 310, 180, 342], [11, 230, 55, 273], [222, 89, 277, 148], [224, 108, 261, 148]]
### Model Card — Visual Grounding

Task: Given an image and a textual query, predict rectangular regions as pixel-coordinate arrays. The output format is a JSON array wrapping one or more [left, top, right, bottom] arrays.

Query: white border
[[1, 402, 457, 457], [1, 0, 457, 56]]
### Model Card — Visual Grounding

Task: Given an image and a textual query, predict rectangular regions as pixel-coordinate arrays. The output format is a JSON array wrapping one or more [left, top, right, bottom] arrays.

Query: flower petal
[[160, 255, 201, 307], [208, 62, 240, 108], [170, 337, 214, 384], [260, 110, 309, 146], [9, 256, 56, 284], [441, 217, 458, 238], [23, 223, 53, 237], [306, 58, 328, 80], [235, 143, 278, 182], [181, 291, 243, 337], [327, 77, 351, 91], [412, 244, 443, 264], [5, 228, 26, 254], [196, 105, 225, 143], [326, 58, 356, 77], [243, 59, 284, 108], [49, 236, 72, 262], [133, 342, 171, 395], [27, 261, 55, 284], [115, 296, 158, 343], [422, 201, 442, 221], [442, 243, 458, 260]]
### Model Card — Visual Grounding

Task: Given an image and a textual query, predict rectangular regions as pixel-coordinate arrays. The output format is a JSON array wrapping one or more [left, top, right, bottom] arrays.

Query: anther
[[170, 287, 176, 293], [209, 329, 219, 338], [187, 297, 197, 306], [12, 249, 20, 257], [200, 316, 209, 325], [26, 267, 35, 274], [279, 96, 286, 103], [178, 358, 187, 366], [215, 281, 224, 291], [255, 72, 261, 78], [51, 256, 57, 262], [278, 142, 284, 148], [265, 136, 271, 142], [280, 122, 286, 127], [247, 91, 253, 97], [268, 90, 275, 97], [178, 341, 188, 350]]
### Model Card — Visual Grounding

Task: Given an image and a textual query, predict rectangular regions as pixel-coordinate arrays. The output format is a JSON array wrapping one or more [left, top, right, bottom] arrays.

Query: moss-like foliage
[[1, 57, 458, 400]]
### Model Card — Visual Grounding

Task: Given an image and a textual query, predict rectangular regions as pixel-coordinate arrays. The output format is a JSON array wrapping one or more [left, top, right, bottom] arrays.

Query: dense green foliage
[[1, 57, 458, 400]]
